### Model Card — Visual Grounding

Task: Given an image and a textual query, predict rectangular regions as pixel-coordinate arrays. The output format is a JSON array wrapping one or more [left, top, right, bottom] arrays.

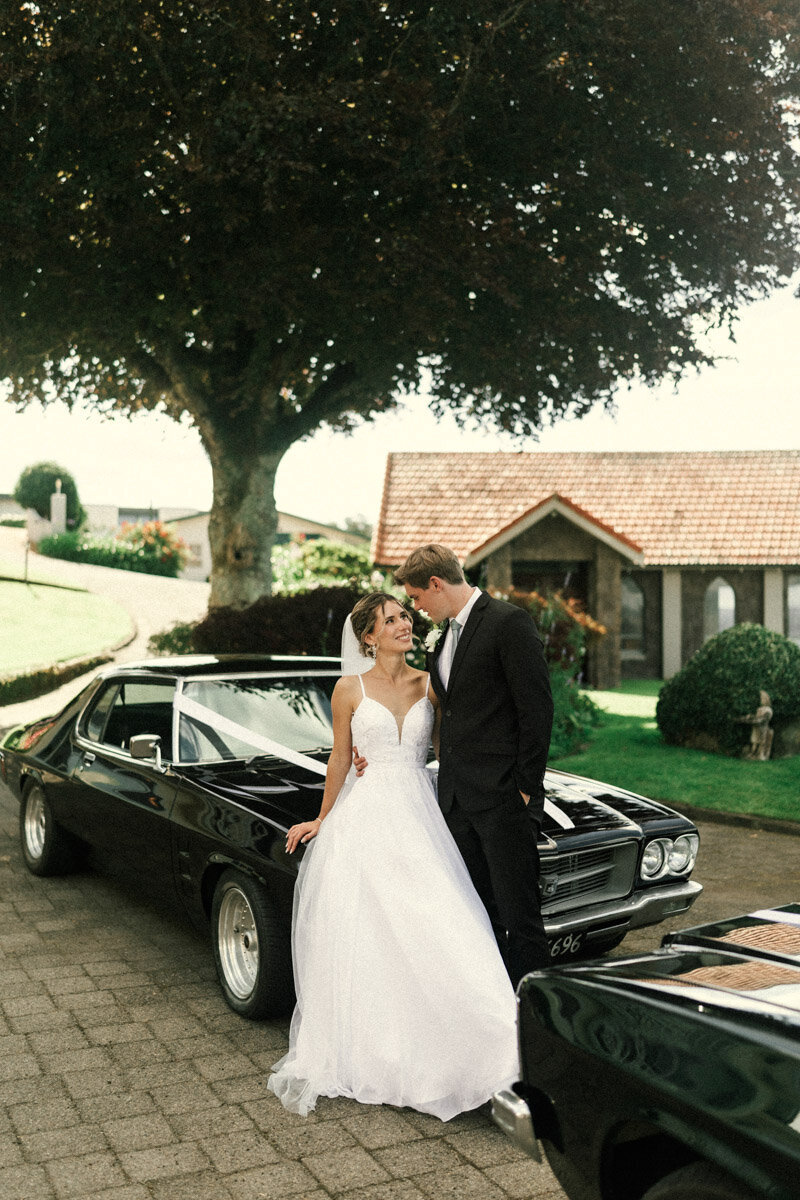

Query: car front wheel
[[211, 869, 294, 1019], [19, 781, 82, 876], [641, 1161, 760, 1200]]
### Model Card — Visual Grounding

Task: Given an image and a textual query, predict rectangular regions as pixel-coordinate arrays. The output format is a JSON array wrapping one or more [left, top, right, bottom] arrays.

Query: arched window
[[621, 575, 645, 661], [703, 577, 736, 641], [788, 574, 800, 644]]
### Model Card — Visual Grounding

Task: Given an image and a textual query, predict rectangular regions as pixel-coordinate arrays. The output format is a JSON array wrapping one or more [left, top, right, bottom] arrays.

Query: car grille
[[540, 840, 638, 915]]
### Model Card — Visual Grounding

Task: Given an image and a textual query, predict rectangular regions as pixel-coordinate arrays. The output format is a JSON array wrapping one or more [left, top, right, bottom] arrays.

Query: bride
[[267, 591, 518, 1121]]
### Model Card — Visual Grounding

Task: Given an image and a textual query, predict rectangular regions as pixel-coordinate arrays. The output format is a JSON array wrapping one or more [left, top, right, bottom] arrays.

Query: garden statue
[[737, 690, 774, 761]]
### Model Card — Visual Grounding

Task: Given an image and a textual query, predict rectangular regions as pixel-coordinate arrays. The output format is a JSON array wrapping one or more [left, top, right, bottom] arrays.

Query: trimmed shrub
[[0, 653, 112, 706], [176, 585, 428, 658], [13, 461, 86, 528], [193, 586, 366, 656], [38, 521, 188, 578], [147, 621, 198, 656], [656, 622, 800, 756]]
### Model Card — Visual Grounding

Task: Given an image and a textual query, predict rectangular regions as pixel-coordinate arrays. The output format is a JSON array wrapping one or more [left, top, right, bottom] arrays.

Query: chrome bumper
[[491, 1088, 541, 1161], [543, 879, 703, 940]]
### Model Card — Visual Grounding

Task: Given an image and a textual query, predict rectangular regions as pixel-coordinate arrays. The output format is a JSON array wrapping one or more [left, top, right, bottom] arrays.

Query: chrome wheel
[[217, 885, 259, 1000], [210, 868, 294, 1019], [19, 781, 81, 876], [23, 786, 47, 861]]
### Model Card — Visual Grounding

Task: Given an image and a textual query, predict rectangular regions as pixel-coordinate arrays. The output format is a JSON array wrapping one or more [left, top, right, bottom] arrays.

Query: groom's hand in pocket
[[353, 745, 368, 776]]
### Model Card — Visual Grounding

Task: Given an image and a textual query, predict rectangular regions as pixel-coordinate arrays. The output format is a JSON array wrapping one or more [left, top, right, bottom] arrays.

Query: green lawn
[[0, 580, 133, 673], [550, 682, 800, 824]]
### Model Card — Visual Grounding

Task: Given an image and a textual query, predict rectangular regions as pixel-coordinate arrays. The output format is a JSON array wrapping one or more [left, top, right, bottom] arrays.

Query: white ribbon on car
[[175, 693, 575, 828], [176, 694, 330, 775], [543, 800, 574, 829]]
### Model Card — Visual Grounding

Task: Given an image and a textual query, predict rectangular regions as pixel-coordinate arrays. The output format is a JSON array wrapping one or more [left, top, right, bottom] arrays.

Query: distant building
[[11, 498, 366, 585], [166, 510, 369, 581], [372, 450, 800, 689], [0, 495, 25, 520], [86, 505, 199, 532]]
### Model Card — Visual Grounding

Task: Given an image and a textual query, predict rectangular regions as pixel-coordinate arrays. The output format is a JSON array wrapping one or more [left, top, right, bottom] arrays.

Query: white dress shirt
[[439, 587, 480, 688]]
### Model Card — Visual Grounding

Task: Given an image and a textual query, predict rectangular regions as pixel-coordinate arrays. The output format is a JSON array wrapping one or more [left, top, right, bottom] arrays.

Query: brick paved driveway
[[1, 773, 798, 1200]]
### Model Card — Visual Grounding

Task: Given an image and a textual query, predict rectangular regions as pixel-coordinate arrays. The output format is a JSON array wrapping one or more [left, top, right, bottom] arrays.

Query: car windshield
[[176, 676, 336, 764]]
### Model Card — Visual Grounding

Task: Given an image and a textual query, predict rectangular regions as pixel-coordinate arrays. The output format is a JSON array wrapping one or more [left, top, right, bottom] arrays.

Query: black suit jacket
[[429, 592, 553, 821]]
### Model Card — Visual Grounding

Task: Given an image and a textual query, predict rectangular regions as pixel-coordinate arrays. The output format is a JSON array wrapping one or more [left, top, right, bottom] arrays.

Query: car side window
[[83, 683, 122, 743], [99, 681, 176, 758]]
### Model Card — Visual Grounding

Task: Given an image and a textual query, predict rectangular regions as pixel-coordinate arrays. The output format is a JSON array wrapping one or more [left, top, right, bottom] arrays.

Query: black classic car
[[0, 655, 701, 1018], [492, 904, 800, 1200]]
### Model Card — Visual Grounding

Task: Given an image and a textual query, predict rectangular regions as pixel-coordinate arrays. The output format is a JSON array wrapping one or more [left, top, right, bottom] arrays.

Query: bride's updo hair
[[350, 592, 404, 657]]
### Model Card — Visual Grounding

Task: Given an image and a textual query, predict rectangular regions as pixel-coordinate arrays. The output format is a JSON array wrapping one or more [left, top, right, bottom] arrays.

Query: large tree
[[2, 2, 799, 606]]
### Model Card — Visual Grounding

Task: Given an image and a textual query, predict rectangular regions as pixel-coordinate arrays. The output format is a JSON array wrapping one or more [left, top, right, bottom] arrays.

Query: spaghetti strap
[[358, 674, 367, 698], [425, 673, 431, 699]]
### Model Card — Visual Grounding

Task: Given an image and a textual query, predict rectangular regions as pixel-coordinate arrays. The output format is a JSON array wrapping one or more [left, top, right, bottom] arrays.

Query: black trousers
[[445, 794, 551, 988]]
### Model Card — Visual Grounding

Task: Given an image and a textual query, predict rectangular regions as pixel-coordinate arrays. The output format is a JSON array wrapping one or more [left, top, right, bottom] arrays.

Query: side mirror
[[129, 734, 163, 769]]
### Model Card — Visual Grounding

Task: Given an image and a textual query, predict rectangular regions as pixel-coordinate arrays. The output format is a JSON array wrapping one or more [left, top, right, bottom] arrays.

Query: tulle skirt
[[267, 763, 518, 1121]]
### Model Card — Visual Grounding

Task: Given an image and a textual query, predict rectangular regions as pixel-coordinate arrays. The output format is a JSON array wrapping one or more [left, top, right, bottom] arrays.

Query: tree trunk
[[207, 446, 282, 609]]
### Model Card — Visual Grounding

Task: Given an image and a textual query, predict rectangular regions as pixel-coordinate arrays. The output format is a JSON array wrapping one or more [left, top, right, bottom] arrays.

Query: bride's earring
[[368, 644, 377, 659]]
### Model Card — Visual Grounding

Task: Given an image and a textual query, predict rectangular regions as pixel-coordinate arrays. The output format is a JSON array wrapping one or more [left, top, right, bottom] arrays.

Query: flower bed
[[38, 521, 188, 577]]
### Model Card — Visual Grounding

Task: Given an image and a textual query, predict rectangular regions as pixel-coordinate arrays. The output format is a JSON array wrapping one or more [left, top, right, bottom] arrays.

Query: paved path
[[0, 528, 210, 730], [0, 779, 567, 1200], [1, 763, 799, 1199]]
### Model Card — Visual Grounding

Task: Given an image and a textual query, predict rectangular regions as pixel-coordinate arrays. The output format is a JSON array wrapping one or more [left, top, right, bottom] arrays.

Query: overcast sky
[[3, 278, 799, 528]]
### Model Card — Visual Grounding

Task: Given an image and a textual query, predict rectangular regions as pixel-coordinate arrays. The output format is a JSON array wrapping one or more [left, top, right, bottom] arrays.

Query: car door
[[70, 677, 178, 887]]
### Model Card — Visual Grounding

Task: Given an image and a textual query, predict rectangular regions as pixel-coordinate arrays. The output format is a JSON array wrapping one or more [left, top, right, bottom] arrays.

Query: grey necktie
[[442, 619, 461, 686]]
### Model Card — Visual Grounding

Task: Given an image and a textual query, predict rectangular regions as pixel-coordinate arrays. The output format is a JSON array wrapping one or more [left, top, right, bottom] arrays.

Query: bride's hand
[[353, 744, 368, 776], [285, 818, 322, 854]]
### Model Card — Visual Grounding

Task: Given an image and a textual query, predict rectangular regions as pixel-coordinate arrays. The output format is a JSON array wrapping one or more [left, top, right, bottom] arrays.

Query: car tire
[[19, 781, 82, 876], [641, 1161, 761, 1200], [211, 869, 294, 1019]]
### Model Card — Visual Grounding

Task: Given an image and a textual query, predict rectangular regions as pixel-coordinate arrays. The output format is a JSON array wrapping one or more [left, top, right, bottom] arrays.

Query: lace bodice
[[351, 678, 434, 767]]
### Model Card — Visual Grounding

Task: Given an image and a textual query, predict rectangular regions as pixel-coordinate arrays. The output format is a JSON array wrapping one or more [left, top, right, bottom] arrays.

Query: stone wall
[[622, 568, 663, 680], [478, 532, 798, 689], [483, 514, 628, 689], [681, 568, 763, 663]]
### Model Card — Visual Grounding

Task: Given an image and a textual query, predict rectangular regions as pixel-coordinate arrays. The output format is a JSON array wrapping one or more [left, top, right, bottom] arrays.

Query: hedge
[[0, 653, 113, 708], [656, 622, 800, 755]]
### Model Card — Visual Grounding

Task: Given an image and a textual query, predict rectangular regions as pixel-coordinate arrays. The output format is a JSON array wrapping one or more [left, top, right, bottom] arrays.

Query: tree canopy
[[2, 1, 799, 605]]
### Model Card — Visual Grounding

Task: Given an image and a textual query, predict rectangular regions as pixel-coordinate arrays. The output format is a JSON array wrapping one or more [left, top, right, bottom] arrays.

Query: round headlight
[[668, 833, 699, 874], [641, 839, 667, 878]]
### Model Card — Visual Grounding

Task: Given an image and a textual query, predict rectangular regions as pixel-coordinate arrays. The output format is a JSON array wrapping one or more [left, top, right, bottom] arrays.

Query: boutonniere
[[423, 626, 445, 654]]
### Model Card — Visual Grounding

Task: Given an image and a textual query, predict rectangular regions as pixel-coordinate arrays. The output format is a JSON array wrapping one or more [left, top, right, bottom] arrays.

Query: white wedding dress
[[267, 674, 518, 1122]]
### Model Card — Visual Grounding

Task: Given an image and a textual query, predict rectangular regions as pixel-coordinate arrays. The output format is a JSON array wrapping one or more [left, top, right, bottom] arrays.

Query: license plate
[[548, 932, 583, 959]]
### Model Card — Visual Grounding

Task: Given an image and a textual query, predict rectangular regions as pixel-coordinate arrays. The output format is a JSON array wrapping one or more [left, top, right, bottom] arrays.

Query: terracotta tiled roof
[[371, 450, 800, 567]]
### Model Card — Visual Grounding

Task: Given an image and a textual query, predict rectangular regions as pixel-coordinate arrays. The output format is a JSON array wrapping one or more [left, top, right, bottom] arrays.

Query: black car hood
[[541, 768, 693, 839], [173, 755, 327, 822], [170, 757, 693, 842], [524, 904, 800, 1022]]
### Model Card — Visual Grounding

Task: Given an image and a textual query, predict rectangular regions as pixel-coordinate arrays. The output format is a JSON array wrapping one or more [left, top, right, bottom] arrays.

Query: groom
[[394, 543, 553, 987]]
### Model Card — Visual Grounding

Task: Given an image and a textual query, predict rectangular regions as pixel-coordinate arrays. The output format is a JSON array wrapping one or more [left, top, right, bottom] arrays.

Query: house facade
[[371, 450, 800, 689], [167, 510, 369, 581]]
